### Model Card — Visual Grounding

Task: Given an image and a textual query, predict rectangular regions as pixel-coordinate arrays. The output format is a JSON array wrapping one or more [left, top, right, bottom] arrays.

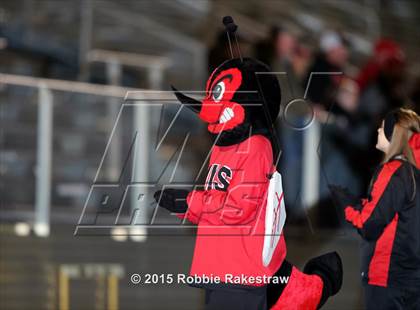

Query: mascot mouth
[[207, 104, 244, 134], [218, 107, 234, 123]]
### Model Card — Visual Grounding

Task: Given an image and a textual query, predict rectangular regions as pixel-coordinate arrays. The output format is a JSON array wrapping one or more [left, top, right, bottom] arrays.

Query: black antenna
[[225, 31, 234, 59], [222, 16, 242, 62]]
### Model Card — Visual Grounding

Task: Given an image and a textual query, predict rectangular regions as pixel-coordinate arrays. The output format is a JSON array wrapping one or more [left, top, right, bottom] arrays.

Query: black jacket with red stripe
[[345, 156, 420, 288]]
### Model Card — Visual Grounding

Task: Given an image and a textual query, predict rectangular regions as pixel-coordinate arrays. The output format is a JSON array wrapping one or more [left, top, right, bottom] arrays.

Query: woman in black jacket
[[331, 108, 420, 309]]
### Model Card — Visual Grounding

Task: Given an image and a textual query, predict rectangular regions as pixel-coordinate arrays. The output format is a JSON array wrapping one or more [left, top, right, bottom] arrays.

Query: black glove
[[304, 252, 343, 307], [153, 189, 190, 213], [328, 184, 359, 209]]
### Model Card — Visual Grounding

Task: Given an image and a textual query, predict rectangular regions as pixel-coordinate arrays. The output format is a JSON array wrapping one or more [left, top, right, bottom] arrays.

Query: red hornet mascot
[[154, 16, 342, 310]]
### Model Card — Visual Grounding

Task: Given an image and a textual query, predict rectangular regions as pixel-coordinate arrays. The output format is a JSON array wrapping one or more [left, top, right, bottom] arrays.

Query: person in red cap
[[356, 39, 405, 92]]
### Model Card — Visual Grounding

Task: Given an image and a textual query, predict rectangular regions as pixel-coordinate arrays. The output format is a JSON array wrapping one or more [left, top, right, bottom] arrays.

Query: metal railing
[[0, 73, 147, 238]]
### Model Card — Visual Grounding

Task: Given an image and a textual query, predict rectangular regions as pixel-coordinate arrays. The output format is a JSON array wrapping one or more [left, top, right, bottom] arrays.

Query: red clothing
[[270, 267, 323, 310], [183, 134, 286, 286], [345, 157, 420, 288]]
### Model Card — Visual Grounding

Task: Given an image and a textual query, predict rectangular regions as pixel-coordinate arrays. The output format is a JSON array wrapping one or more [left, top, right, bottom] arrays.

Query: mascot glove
[[153, 188, 190, 213]]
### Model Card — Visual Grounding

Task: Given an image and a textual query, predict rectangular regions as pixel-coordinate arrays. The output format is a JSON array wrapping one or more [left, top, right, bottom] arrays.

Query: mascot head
[[172, 17, 281, 147], [172, 58, 281, 145]]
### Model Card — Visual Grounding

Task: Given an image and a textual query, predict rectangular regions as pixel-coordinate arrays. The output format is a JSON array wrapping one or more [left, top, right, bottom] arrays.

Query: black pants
[[364, 284, 420, 310], [204, 286, 267, 310]]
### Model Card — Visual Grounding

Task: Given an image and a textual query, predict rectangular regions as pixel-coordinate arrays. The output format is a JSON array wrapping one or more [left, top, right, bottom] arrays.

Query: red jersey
[[182, 134, 287, 286]]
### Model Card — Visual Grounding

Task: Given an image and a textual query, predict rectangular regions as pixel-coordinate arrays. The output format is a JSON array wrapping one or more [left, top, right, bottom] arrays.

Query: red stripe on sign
[[368, 214, 399, 287]]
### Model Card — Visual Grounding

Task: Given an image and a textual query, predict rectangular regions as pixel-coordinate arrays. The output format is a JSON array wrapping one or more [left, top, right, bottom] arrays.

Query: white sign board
[[262, 171, 287, 267]]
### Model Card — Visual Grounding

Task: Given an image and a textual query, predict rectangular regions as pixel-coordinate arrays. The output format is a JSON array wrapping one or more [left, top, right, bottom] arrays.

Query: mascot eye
[[212, 82, 225, 102]]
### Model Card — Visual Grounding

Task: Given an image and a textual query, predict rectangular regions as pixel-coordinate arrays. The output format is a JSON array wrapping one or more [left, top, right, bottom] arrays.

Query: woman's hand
[[328, 185, 360, 209]]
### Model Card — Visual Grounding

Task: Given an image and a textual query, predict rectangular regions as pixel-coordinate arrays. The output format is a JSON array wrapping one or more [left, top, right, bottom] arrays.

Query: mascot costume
[[154, 17, 343, 310]]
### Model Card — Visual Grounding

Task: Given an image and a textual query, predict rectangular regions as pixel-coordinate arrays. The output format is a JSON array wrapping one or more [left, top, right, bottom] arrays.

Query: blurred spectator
[[253, 25, 281, 66], [356, 39, 406, 119], [304, 31, 349, 110], [291, 37, 312, 82], [272, 26, 296, 66], [254, 26, 297, 71], [304, 30, 352, 158], [253, 25, 313, 98], [353, 39, 407, 185], [255, 26, 312, 220], [356, 39, 405, 92], [303, 31, 364, 227]]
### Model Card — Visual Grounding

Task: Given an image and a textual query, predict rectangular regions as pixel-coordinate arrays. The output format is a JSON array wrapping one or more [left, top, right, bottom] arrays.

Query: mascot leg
[[267, 252, 343, 310]]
